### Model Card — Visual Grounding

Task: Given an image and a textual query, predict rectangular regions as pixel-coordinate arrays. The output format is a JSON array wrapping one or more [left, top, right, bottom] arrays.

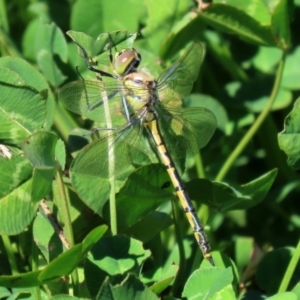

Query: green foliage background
[[1, 0, 300, 299]]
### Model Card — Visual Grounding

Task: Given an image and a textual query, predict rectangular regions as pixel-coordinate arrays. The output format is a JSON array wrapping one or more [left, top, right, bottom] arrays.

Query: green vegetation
[[0, 0, 300, 299]]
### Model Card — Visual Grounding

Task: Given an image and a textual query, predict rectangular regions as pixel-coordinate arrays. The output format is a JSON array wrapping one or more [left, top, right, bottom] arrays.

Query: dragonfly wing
[[72, 125, 137, 179], [157, 103, 217, 159], [157, 43, 204, 103], [58, 79, 129, 128], [70, 117, 159, 211], [71, 120, 157, 180]]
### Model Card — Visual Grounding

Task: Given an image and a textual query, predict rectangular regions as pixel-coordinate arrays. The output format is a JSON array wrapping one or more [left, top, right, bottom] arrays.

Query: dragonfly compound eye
[[114, 49, 141, 76]]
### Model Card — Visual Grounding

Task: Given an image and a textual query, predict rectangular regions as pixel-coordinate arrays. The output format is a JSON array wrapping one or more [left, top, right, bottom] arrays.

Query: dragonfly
[[59, 42, 217, 266]]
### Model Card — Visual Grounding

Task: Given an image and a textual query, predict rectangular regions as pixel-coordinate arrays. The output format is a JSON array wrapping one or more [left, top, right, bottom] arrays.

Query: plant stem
[[100, 84, 117, 236], [278, 240, 300, 293], [109, 180, 117, 235], [215, 52, 286, 182], [56, 169, 74, 247], [195, 152, 205, 179], [0, 0, 9, 33], [55, 168, 80, 296], [90, 52, 118, 236], [1, 235, 19, 275]]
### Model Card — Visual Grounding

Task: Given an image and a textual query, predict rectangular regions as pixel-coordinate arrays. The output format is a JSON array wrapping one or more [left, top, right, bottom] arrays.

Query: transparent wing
[[58, 79, 124, 126], [71, 120, 157, 180], [157, 43, 204, 105], [157, 103, 217, 159], [58, 78, 154, 128]]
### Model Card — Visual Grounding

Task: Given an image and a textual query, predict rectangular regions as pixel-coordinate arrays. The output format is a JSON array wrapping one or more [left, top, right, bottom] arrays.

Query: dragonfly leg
[[121, 93, 131, 122], [90, 127, 117, 134], [87, 90, 119, 111], [90, 117, 140, 135], [107, 32, 116, 72], [73, 41, 116, 79]]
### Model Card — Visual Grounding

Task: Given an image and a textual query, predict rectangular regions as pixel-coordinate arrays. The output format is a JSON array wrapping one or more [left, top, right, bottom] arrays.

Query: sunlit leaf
[[278, 97, 300, 169]]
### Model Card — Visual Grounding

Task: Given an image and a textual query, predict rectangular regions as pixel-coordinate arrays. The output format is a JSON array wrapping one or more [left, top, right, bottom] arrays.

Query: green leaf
[[278, 97, 300, 169], [223, 78, 292, 113], [0, 179, 39, 235], [150, 277, 176, 294], [142, 0, 193, 54], [84, 263, 107, 297], [67, 31, 95, 57], [142, 252, 180, 284], [239, 169, 278, 207], [212, 0, 271, 25], [121, 211, 173, 243], [71, 145, 158, 216], [37, 50, 66, 87], [35, 19, 68, 86], [82, 225, 109, 252], [67, 30, 138, 58], [30, 169, 53, 201], [97, 274, 159, 300], [0, 67, 47, 144], [187, 169, 277, 211], [256, 248, 300, 295], [33, 205, 63, 263], [22, 19, 39, 61], [0, 155, 39, 234], [0, 56, 55, 130], [84, 235, 152, 297], [160, 12, 206, 60], [70, 133, 159, 216], [70, 0, 142, 38], [184, 94, 229, 134], [70, 172, 111, 216], [103, 164, 172, 230], [270, 0, 291, 50], [182, 267, 234, 300], [235, 237, 254, 271], [281, 46, 300, 90], [149, 265, 178, 294], [22, 131, 60, 200], [2, 215, 106, 286], [251, 46, 282, 73], [86, 235, 151, 276], [0, 287, 11, 299], [39, 244, 83, 282], [0, 155, 32, 198], [22, 131, 59, 169], [66, 30, 138, 78], [55, 138, 66, 169], [0, 271, 41, 288], [266, 292, 298, 300], [292, 282, 300, 297], [49, 296, 86, 300], [198, 3, 276, 46]]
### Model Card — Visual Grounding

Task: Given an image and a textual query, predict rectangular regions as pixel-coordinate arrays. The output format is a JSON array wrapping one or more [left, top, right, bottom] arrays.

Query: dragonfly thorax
[[114, 48, 141, 76], [122, 71, 158, 112]]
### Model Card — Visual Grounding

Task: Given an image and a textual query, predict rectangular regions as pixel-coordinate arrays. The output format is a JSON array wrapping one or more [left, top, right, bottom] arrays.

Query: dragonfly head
[[113, 49, 141, 77]]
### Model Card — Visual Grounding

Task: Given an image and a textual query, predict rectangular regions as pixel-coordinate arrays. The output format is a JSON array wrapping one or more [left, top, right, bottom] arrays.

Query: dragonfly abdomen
[[145, 116, 214, 266]]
